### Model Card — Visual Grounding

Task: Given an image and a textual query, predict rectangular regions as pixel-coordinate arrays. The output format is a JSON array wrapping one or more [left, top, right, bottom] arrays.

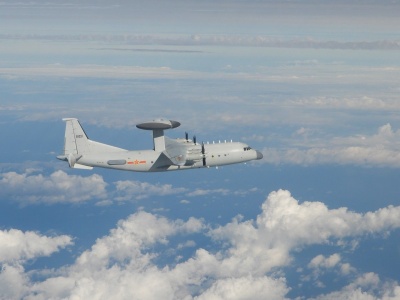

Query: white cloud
[[0, 170, 108, 204], [0, 229, 72, 300], [206, 190, 400, 280], [312, 272, 400, 300], [114, 180, 256, 202], [194, 276, 289, 300], [291, 96, 400, 111], [3, 190, 400, 299], [0, 169, 255, 206], [73, 211, 204, 272], [186, 188, 230, 197], [0, 229, 73, 264], [308, 254, 341, 270], [262, 124, 400, 167], [114, 180, 188, 201], [1, 32, 400, 51], [177, 240, 196, 250], [306, 253, 356, 284], [0, 264, 29, 300]]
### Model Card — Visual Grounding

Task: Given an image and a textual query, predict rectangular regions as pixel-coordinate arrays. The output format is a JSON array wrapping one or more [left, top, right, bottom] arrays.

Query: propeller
[[202, 142, 206, 166], [185, 132, 206, 166]]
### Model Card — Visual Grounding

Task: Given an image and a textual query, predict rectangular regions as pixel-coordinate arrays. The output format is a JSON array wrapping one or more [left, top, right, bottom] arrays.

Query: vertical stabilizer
[[62, 118, 90, 156]]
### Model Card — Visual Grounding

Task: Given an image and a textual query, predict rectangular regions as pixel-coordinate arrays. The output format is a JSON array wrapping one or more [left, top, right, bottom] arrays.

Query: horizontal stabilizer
[[56, 155, 93, 169], [73, 163, 93, 170]]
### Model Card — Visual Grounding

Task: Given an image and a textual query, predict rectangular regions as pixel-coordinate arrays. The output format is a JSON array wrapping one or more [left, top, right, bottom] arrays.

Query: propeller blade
[[202, 142, 206, 166], [193, 135, 197, 145], [185, 132, 189, 141]]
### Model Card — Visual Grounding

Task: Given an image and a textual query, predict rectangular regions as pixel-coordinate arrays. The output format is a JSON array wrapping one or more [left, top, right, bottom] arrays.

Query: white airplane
[[57, 118, 263, 172]]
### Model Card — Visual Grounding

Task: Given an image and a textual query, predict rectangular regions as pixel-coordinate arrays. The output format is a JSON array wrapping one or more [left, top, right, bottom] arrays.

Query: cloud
[[0, 168, 255, 206], [312, 272, 400, 300], [114, 180, 188, 201], [73, 211, 204, 271], [2, 190, 400, 299], [208, 190, 400, 280], [1, 33, 400, 51], [195, 276, 289, 300], [306, 253, 356, 284], [262, 124, 400, 167], [308, 253, 341, 270], [114, 180, 257, 202], [186, 188, 230, 197], [0, 229, 72, 300], [0, 170, 108, 204], [0, 229, 73, 264], [291, 96, 400, 111]]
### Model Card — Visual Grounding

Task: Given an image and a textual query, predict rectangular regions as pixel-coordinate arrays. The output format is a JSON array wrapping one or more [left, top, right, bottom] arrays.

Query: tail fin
[[62, 118, 91, 156], [57, 118, 93, 169]]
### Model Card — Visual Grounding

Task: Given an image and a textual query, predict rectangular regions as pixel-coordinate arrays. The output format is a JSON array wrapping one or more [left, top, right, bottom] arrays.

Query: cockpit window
[[244, 146, 252, 151]]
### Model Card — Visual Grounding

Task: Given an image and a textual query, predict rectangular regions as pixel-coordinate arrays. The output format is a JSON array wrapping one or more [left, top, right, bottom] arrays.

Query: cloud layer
[[1, 190, 399, 299], [2, 33, 400, 50], [261, 124, 400, 168], [0, 170, 107, 204], [0, 169, 258, 205]]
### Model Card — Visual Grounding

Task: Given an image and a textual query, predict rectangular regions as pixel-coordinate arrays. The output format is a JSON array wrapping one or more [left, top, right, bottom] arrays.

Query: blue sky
[[1, 0, 400, 299]]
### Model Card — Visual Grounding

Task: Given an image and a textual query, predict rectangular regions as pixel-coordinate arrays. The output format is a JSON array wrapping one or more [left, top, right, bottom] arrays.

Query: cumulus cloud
[[195, 276, 289, 300], [208, 190, 400, 279], [0, 229, 72, 300], [306, 253, 356, 285], [0, 170, 108, 204], [262, 124, 400, 167], [312, 272, 400, 300], [2, 190, 400, 299], [0, 229, 73, 264], [308, 253, 342, 270]]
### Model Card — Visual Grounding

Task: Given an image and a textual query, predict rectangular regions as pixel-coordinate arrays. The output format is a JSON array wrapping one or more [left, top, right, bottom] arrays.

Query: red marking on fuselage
[[127, 160, 146, 165]]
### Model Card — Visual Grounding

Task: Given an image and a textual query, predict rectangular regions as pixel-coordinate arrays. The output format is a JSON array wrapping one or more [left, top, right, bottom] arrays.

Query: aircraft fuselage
[[78, 142, 261, 172]]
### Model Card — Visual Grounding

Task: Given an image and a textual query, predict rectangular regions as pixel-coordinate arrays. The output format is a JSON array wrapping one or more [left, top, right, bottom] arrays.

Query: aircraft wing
[[163, 137, 204, 167], [164, 137, 188, 166]]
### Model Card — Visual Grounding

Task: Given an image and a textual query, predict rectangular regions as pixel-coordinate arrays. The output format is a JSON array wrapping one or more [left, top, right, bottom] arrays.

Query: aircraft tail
[[63, 118, 91, 156], [57, 118, 125, 169], [57, 118, 92, 169]]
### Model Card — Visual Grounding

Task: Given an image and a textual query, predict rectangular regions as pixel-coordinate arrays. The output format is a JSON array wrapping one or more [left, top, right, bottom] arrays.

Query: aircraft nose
[[256, 150, 263, 160]]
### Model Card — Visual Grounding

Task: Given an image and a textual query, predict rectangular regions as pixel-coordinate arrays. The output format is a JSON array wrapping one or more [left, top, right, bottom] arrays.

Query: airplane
[[57, 118, 263, 172]]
